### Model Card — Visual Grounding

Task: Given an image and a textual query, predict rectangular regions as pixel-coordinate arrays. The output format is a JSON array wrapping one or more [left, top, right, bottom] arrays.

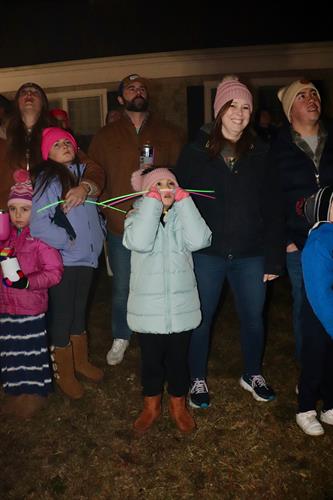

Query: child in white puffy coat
[[123, 166, 211, 434]]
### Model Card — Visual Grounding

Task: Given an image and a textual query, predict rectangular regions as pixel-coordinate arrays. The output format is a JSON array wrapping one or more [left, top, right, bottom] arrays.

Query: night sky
[[1, 0, 331, 69]]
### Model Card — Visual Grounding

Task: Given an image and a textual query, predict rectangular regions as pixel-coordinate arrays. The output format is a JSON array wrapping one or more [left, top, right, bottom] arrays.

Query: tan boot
[[51, 344, 84, 399], [1, 395, 21, 417], [169, 396, 196, 433], [133, 395, 162, 433], [70, 333, 103, 383], [1, 394, 47, 419]]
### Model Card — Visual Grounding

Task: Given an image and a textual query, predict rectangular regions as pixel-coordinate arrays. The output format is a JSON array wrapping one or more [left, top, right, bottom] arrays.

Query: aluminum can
[[140, 143, 154, 168]]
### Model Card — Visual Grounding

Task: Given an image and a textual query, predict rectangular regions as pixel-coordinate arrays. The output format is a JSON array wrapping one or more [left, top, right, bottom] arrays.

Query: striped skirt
[[0, 313, 53, 396]]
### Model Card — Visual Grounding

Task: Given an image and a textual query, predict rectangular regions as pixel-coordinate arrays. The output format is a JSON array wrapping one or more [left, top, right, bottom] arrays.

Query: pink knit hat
[[131, 167, 179, 192], [8, 169, 33, 206], [213, 75, 253, 118], [41, 127, 78, 161]]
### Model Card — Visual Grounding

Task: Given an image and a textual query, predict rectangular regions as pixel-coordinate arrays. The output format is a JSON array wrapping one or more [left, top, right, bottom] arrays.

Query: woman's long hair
[[32, 158, 80, 200], [207, 101, 255, 159], [6, 85, 56, 170]]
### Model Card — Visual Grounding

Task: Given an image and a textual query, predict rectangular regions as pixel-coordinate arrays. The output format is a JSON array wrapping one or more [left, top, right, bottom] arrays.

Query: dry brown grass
[[1, 268, 333, 500]]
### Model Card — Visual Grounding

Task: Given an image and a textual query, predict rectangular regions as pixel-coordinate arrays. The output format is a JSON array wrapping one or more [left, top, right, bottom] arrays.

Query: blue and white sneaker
[[189, 378, 210, 409], [240, 374, 276, 402]]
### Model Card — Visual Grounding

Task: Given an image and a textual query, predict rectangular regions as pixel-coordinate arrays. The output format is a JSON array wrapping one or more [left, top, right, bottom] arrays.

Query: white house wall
[[1, 42, 333, 94]]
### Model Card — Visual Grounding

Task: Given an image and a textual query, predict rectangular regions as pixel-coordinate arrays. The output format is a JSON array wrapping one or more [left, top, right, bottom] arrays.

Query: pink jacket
[[0, 226, 63, 315]]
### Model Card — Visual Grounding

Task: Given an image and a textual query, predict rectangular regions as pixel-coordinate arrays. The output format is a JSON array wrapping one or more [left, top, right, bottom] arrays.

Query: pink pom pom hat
[[8, 169, 33, 206], [131, 167, 178, 193]]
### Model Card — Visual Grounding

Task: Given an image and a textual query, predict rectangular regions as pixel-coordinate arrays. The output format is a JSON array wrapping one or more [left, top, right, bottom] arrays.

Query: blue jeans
[[286, 250, 304, 361], [190, 253, 267, 379], [107, 232, 132, 341]]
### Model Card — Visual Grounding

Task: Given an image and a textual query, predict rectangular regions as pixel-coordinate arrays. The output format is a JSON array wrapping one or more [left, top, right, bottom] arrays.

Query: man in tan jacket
[[88, 74, 185, 366]]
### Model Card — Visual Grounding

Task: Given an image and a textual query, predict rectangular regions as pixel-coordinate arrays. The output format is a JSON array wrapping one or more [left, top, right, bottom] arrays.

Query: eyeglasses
[[18, 88, 42, 98]]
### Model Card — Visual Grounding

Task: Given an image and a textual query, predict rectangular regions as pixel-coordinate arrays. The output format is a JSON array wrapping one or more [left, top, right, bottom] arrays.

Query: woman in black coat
[[176, 76, 285, 409]]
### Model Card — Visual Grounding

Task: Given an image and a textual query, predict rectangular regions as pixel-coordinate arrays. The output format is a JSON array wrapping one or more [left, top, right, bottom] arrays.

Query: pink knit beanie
[[213, 75, 253, 118], [8, 169, 33, 206], [41, 127, 78, 161], [131, 167, 179, 192]]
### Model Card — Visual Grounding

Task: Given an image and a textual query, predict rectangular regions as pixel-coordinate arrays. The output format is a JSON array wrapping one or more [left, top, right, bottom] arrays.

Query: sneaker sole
[[106, 356, 125, 366], [296, 421, 324, 436], [239, 377, 276, 403], [106, 359, 122, 366], [320, 414, 333, 426], [188, 398, 210, 409]]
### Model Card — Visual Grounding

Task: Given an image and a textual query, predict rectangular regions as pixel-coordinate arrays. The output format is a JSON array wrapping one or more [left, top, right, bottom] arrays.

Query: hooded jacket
[[123, 195, 212, 334], [302, 222, 333, 339], [30, 162, 106, 267], [0, 226, 63, 315]]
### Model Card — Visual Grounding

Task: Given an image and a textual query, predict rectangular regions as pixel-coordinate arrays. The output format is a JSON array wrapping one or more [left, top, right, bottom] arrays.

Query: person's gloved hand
[[3, 272, 29, 289], [174, 187, 190, 202], [0, 248, 15, 262], [51, 204, 76, 241], [145, 185, 162, 201]]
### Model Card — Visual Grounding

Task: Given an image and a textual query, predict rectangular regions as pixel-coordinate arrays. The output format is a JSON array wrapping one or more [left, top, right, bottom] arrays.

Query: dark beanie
[[303, 186, 333, 226]]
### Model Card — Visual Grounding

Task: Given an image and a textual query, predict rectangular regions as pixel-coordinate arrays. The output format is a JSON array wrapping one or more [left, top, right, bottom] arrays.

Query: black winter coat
[[269, 121, 333, 250], [175, 131, 285, 275]]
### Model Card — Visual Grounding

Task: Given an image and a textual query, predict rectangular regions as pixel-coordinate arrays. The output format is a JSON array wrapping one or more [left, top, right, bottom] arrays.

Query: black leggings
[[138, 332, 191, 397], [48, 266, 94, 347]]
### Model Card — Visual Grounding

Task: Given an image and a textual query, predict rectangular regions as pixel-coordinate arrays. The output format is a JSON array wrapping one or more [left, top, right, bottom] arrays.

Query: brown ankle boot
[[1, 394, 46, 419], [52, 344, 84, 399], [133, 395, 162, 433], [169, 396, 196, 433], [70, 333, 104, 383], [1, 395, 21, 417]]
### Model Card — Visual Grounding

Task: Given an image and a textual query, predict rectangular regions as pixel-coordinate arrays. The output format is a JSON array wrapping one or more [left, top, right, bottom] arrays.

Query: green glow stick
[[37, 199, 126, 214], [186, 189, 215, 193], [36, 200, 64, 212]]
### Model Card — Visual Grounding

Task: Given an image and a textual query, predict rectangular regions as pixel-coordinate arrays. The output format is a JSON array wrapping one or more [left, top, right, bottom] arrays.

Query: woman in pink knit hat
[[175, 76, 285, 409]]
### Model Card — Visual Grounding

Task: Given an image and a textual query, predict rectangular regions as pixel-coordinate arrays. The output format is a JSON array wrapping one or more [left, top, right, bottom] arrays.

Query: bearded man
[[88, 74, 185, 366]]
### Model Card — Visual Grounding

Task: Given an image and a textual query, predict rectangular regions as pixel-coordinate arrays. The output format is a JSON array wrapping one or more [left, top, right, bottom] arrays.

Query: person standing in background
[[0, 82, 105, 211], [253, 108, 278, 144], [0, 94, 13, 139], [269, 80, 333, 362], [88, 74, 185, 366], [296, 187, 333, 435]]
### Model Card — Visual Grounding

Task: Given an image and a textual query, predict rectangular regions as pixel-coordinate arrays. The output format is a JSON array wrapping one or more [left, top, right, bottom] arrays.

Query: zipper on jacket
[[315, 172, 320, 188], [164, 224, 172, 334]]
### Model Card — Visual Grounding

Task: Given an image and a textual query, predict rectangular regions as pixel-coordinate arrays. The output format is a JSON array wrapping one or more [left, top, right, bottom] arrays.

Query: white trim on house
[[1, 42, 332, 94]]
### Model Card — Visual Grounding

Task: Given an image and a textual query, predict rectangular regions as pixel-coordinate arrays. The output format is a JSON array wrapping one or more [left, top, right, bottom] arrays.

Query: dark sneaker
[[240, 374, 276, 402], [189, 378, 210, 409]]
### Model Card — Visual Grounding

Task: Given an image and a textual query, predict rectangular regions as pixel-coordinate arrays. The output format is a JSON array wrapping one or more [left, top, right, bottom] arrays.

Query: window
[[48, 89, 108, 135]]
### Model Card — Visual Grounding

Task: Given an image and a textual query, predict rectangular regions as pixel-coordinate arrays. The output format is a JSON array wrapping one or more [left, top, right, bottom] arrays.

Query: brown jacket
[[88, 112, 185, 234], [0, 139, 14, 210], [0, 138, 105, 209]]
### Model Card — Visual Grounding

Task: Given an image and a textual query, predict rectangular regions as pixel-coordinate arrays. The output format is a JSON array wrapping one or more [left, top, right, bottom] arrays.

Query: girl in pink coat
[[0, 170, 63, 419]]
